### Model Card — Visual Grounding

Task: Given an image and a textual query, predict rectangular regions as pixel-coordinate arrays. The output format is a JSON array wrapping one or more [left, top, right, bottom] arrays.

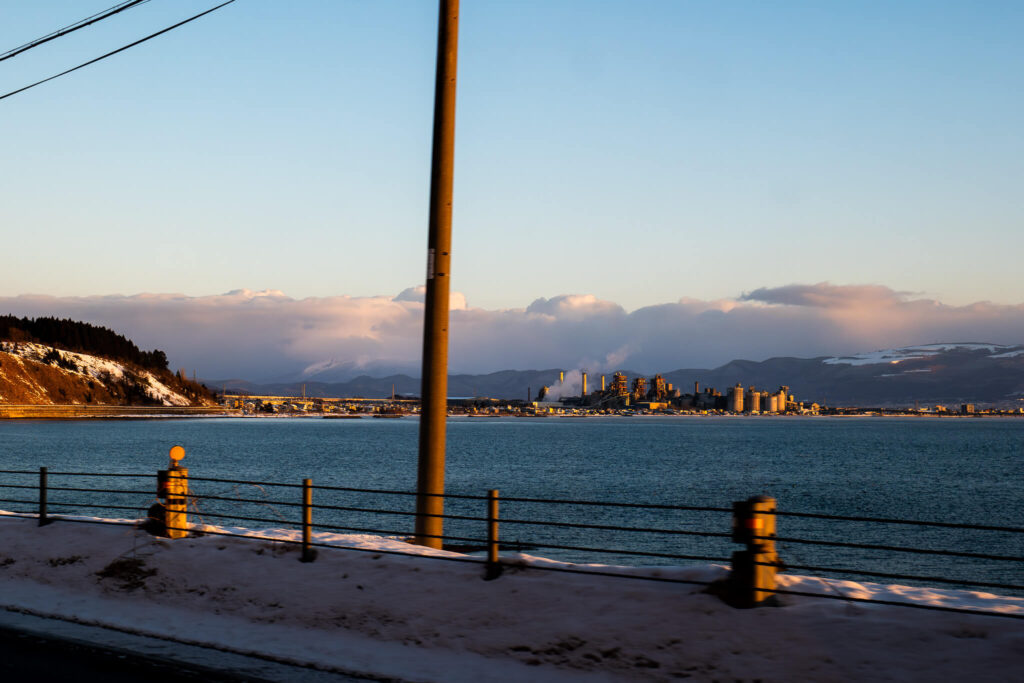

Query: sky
[[2, 1, 1023, 379]]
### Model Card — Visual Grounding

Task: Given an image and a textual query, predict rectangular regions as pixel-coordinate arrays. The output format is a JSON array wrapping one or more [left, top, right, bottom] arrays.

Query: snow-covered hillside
[[0, 512, 1020, 682], [823, 343, 1022, 366], [0, 341, 194, 406]]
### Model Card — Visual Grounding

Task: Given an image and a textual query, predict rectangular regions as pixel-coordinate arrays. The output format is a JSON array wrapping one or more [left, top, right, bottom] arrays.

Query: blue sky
[[2, 2, 1023, 376], [1, 0, 1021, 309]]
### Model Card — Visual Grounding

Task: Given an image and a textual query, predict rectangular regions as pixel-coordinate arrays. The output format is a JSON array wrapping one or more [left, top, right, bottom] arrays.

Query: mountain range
[[211, 342, 1024, 408]]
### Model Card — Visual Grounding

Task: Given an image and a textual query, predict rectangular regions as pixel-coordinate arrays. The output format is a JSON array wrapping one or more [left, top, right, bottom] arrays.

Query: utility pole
[[415, 0, 458, 549]]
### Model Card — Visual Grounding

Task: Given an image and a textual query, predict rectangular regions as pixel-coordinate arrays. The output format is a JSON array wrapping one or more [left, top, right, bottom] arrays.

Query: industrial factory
[[537, 371, 797, 414]]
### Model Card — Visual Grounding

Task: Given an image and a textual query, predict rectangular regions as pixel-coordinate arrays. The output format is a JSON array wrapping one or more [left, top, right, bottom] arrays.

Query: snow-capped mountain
[[212, 342, 1024, 407], [822, 343, 1022, 366], [661, 342, 1024, 407], [298, 358, 420, 383]]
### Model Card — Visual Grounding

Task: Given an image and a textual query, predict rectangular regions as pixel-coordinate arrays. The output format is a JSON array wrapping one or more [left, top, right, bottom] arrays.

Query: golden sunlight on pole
[[415, 0, 458, 549]]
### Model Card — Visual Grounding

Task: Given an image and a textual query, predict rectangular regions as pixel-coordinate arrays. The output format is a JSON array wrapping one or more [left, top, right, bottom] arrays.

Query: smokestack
[[559, 371, 564, 383], [601, 375, 606, 391], [581, 370, 588, 397], [694, 381, 699, 395]]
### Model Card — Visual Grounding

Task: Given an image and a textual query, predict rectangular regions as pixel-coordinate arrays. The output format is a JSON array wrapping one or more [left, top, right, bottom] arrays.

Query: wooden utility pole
[[415, 0, 459, 549]]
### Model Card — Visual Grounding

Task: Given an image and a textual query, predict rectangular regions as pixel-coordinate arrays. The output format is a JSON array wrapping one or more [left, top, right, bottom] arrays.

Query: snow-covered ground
[[0, 511, 1021, 682]]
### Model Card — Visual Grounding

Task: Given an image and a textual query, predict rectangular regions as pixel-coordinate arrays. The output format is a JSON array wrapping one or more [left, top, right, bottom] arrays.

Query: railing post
[[38, 466, 50, 527], [727, 495, 778, 608], [301, 478, 316, 563], [484, 488, 502, 580], [164, 445, 188, 539]]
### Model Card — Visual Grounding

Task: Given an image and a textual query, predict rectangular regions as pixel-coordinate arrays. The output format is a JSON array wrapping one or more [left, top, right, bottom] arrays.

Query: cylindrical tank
[[730, 384, 744, 412], [747, 389, 760, 413]]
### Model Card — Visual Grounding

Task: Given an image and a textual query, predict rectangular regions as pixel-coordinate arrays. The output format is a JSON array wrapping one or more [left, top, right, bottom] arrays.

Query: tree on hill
[[0, 315, 169, 371]]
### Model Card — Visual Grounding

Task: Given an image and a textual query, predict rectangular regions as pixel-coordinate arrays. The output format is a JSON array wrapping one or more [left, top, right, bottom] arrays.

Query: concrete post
[[165, 465, 188, 539], [485, 489, 502, 580], [728, 495, 778, 608], [164, 445, 188, 539]]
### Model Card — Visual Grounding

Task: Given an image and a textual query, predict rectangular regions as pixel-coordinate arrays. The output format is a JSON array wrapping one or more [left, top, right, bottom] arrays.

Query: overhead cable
[[0, 0, 152, 64], [0, 0, 236, 103]]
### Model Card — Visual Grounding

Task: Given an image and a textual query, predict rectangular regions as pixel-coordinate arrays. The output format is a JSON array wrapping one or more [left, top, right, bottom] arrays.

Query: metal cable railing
[[773, 509, 1024, 533], [1, 467, 1021, 620], [762, 534, 1023, 562]]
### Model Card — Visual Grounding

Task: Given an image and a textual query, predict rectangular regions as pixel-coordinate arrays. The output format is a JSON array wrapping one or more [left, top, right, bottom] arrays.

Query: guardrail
[[0, 467, 1021, 620]]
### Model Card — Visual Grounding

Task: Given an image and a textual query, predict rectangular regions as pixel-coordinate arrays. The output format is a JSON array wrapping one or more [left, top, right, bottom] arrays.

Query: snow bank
[[0, 512, 1021, 682]]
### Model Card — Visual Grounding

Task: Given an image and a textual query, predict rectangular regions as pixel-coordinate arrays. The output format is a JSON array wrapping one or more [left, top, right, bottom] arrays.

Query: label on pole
[[427, 248, 435, 280]]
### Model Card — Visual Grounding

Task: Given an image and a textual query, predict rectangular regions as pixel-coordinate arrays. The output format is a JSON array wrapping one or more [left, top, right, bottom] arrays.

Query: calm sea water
[[1, 416, 1021, 592]]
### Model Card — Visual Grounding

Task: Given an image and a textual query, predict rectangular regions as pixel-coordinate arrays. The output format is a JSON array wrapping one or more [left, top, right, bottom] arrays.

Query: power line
[[0, 1, 143, 60], [0, 0, 153, 64], [0, 0, 236, 103]]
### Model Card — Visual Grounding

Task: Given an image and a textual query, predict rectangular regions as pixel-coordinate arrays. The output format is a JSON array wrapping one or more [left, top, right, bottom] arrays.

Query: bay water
[[1, 416, 1021, 593]]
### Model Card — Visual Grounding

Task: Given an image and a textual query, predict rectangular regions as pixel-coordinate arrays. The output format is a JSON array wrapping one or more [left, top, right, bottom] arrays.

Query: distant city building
[[541, 368, 798, 414]]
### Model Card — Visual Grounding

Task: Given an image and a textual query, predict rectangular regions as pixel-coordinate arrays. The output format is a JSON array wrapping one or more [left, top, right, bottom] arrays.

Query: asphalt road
[[0, 623, 265, 682], [0, 611, 378, 683]]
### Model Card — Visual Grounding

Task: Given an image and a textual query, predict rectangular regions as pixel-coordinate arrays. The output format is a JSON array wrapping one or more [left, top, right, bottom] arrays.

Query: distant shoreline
[[2, 408, 1020, 421]]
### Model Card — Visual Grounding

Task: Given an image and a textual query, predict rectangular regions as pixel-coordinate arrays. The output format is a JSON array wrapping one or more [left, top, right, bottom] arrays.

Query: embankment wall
[[0, 405, 236, 419]]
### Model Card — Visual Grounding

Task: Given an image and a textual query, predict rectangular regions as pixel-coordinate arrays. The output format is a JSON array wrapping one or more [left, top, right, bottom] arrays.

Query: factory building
[[631, 377, 647, 403]]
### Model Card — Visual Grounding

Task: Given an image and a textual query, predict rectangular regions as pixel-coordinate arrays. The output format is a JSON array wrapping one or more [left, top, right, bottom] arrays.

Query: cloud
[[1, 284, 1023, 382], [393, 286, 467, 310], [525, 294, 624, 319], [740, 282, 910, 308]]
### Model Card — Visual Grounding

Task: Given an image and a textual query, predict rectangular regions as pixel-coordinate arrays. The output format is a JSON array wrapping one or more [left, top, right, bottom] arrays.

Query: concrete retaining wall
[[0, 405, 237, 419]]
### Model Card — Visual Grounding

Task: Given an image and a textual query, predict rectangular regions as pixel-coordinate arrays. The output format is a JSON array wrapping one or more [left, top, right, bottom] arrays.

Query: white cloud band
[[2, 283, 1022, 382]]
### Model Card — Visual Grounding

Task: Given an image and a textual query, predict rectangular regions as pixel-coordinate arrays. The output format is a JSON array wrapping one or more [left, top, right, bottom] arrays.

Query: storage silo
[[746, 388, 760, 413], [729, 383, 744, 412]]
